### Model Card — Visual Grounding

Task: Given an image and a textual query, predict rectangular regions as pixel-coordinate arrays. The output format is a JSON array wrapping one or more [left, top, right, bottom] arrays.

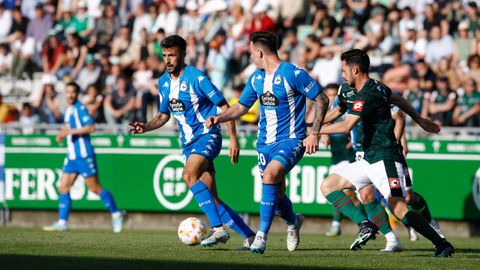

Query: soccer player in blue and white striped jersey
[[129, 35, 255, 249], [207, 31, 329, 254], [43, 82, 125, 233]]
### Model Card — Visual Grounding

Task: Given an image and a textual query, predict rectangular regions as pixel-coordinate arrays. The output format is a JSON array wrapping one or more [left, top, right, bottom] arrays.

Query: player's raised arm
[[390, 93, 440, 133], [218, 101, 240, 164], [129, 113, 170, 135]]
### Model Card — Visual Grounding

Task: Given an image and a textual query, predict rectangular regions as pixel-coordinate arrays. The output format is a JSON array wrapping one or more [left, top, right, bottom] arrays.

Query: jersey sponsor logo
[[260, 91, 280, 107], [207, 90, 216, 98], [274, 75, 282, 85], [346, 91, 355, 97], [169, 98, 186, 113], [388, 177, 401, 189], [352, 101, 364, 112], [180, 81, 187, 91]]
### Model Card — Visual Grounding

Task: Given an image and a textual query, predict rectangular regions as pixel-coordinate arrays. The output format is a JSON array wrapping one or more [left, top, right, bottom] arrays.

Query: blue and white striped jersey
[[238, 62, 321, 145], [158, 65, 225, 146], [64, 101, 95, 160]]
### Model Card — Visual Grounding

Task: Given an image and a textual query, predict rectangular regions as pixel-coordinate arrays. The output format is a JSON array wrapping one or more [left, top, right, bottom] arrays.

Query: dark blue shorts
[[257, 139, 305, 174]]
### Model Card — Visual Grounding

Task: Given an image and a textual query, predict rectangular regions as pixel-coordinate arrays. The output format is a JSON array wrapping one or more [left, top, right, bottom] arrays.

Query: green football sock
[[407, 192, 432, 222], [364, 200, 392, 235], [332, 208, 342, 223], [402, 210, 444, 246], [326, 190, 367, 225]]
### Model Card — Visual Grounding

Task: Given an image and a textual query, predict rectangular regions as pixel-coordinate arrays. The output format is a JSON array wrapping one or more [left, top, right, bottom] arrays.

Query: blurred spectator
[[10, 29, 35, 80], [76, 54, 101, 92], [9, 6, 29, 37], [21, 0, 44, 21], [228, 83, 259, 125], [383, 51, 412, 93], [153, 1, 180, 36], [111, 25, 136, 68], [425, 25, 454, 67], [465, 54, 480, 86], [185, 34, 205, 71], [180, 0, 202, 36], [206, 29, 231, 90], [104, 75, 135, 125], [433, 57, 462, 90], [133, 59, 155, 122], [32, 77, 62, 123], [0, 43, 12, 75], [82, 83, 104, 123], [105, 57, 122, 92], [415, 59, 436, 91], [453, 20, 475, 65], [423, 4, 442, 31], [19, 102, 40, 134], [135, 28, 152, 64], [152, 28, 166, 61], [26, 3, 53, 48], [311, 3, 339, 43], [132, 3, 153, 42], [311, 48, 341, 88], [41, 33, 65, 76], [0, 2, 12, 42], [403, 75, 425, 117], [423, 76, 458, 126], [452, 77, 480, 126], [96, 3, 121, 51], [72, 0, 94, 38], [245, 3, 275, 34], [57, 32, 87, 80]]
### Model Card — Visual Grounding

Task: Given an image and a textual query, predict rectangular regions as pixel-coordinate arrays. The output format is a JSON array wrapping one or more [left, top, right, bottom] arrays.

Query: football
[[177, 217, 208, 245]]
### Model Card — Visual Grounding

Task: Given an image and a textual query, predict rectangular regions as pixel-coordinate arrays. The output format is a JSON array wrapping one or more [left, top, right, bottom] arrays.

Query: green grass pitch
[[0, 228, 479, 270]]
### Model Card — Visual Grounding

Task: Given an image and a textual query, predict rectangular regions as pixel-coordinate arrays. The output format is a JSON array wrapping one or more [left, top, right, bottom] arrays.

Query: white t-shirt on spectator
[[153, 10, 180, 35], [0, 10, 12, 42], [425, 36, 454, 65], [132, 14, 153, 42], [13, 37, 36, 57], [311, 56, 341, 88], [181, 14, 202, 36], [0, 52, 12, 71]]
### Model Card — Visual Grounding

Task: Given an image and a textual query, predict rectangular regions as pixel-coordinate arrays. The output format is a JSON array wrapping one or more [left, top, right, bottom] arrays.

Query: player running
[[319, 49, 454, 257], [206, 31, 329, 254], [129, 35, 255, 249], [43, 82, 126, 233]]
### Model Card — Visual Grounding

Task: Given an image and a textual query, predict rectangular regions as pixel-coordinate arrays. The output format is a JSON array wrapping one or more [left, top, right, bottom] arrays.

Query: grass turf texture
[[0, 228, 479, 270]]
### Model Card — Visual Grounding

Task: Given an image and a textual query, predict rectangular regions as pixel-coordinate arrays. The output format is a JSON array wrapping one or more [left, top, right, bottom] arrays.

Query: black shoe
[[350, 220, 378, 250], [435, 240, 454, 257]]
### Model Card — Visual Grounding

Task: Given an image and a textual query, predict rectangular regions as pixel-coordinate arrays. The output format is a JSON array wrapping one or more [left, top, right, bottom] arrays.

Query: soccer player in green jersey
[[319, 49, 454, 257]]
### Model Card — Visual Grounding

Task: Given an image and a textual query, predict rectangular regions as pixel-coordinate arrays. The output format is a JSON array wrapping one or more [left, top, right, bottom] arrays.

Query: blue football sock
[[99, 189, 119, 214], [58, 193, 71, 221], [190, 181, 222, 227], [275, 195, 297, 225], [259, 183, 279, 234], [217, 201, 255, 238]]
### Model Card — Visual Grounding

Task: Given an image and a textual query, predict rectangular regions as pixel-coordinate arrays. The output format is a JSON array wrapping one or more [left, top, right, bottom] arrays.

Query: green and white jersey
[[347, 79, 403, 163], [402, 89, 424, 114], [456, 89, 480, 126]]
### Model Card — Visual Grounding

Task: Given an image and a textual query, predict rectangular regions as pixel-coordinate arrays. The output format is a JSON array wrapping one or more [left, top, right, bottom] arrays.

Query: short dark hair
[[340, 49, 370, 73], [66, 81, 81, 94], [325, 83, 340, 90], [249, 31, 278, 54], [160, 35, 186, 53]]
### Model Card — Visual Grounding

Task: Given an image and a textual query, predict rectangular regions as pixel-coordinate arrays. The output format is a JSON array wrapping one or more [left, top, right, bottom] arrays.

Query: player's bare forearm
[[320, 114, 360, 135], [390, 94, 422, 122], [214, 103, 249, 125], [392, 110, 406, 142], [219, 103, 238, 139], [323, 106, 345, 124], [311, 92, 329, 135], [145, 113, 171, 132]]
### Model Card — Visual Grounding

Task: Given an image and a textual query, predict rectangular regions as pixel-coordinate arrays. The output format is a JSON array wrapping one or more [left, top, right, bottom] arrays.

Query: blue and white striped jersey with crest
[[64, 101, 95, 160], [158, 65, 225, 146], [238, 62, 321, 145]]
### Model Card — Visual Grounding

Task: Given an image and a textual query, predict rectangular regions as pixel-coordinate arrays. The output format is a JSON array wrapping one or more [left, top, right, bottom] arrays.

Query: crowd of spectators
[[0, 0, 479, 133]]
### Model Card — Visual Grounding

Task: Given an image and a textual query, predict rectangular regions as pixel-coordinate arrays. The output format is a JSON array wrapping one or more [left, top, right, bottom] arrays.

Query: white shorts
[[331, 159, 406, 198], [329, 160, 351, 175]]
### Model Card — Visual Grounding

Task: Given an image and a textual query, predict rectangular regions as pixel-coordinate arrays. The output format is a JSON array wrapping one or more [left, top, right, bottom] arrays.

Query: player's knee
[[86, 182, 102, 194], [388, 197, 409, 219], [262, 170, 277, 184], [321, 175, 342, 195], [182, 170, 197, 187], [58, 184, 70, 194]]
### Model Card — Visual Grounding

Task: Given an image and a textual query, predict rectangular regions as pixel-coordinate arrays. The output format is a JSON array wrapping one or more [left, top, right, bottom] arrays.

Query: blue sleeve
[[292, 67, 321, 100], [158, 78, 170, 114], [238, 73, 258, 108], [197, 74, 226, 106], [79, 104, 94, 126], [332, 97, 339, 108]]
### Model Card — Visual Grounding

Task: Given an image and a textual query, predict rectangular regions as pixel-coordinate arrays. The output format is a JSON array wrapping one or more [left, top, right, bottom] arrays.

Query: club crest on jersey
[[180, 81, 187, 91], [388, 178, 401, 189], [260, 91, 279, 107], [352, 100, 364, 112], [169, 98, 186, 113], [274, 75, 282, 85]]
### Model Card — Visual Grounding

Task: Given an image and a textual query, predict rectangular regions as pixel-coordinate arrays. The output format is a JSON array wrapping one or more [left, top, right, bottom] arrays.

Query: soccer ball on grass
[[178, 217, 208, 245]]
